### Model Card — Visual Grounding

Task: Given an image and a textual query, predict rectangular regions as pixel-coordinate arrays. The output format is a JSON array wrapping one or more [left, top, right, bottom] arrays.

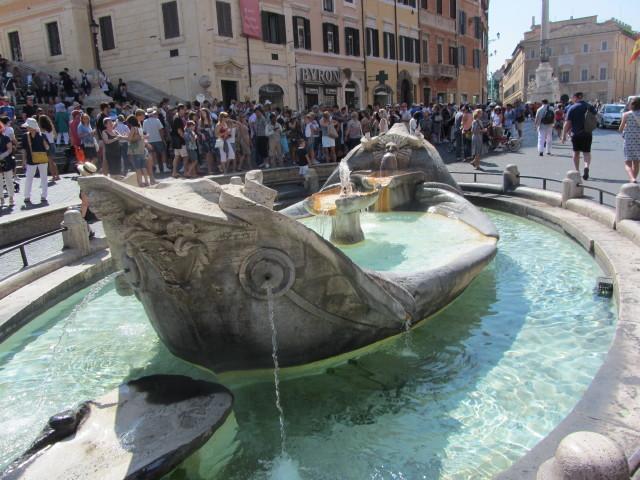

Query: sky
[[488, 0, 640, 73]]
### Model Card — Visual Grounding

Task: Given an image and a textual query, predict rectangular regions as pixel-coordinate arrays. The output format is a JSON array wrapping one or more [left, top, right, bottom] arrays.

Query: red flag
[[239, 0, 262, 39], [630, 38, 640, 64]]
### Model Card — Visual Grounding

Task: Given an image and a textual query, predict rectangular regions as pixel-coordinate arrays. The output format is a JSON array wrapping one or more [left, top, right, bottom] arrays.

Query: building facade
[[500, 16, 639, 104], [0, 0, 489, 109]]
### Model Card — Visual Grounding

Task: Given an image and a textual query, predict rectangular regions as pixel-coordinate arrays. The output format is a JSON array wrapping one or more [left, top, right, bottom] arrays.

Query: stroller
[[485, 125, 521, 153]]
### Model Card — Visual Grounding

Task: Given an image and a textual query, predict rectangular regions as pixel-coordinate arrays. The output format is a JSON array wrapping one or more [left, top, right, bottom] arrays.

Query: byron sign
[[300, 68, 341, 86]]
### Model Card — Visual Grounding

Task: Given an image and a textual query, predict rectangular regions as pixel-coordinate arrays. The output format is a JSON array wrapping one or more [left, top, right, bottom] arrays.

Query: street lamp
[[89, 19, 101, 71]]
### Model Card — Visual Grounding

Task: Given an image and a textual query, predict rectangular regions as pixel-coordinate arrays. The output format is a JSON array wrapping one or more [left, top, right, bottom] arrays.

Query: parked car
[[597, 104, 625, 129]]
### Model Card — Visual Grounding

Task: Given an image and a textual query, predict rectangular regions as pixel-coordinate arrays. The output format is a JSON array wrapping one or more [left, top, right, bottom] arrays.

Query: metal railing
[[449, 171, 616, 206], [0, 227, 67, 268]]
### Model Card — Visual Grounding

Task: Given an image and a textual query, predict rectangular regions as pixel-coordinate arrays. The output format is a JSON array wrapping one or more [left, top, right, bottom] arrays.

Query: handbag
[[327, 123, 338, 139], [27, 133, 49, 164]]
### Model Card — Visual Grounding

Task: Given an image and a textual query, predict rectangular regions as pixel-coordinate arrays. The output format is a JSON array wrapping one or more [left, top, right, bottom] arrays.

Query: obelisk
[[527, 0, 560, 102]]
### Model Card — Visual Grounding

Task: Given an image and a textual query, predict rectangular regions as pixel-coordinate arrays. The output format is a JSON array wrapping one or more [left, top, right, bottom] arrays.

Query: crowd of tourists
[[1, 63, 639, 210]]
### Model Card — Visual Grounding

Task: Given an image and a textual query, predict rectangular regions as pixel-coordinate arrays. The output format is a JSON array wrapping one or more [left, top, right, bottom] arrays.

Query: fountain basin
[[0, 209, 618, 479]]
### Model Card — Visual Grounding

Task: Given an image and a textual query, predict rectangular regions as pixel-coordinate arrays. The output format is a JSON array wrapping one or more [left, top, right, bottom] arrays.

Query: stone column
[[503, 165, 520, 192], [562, 170, 584, 206], [540, 0, 550, 62], [61, 208, 91, 255], [616, 183, 640, 223]]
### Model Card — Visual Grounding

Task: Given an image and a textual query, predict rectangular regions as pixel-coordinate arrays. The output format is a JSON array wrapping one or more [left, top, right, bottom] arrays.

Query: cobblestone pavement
[[0, 122, 627, 280]]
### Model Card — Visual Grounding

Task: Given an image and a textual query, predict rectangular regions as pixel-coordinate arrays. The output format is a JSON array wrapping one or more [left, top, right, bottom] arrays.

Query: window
[[45, 22, 62, 56], [421, 0, 428, 8], [474, 16, 481, 39], [399, 36, 418, 62], [581, 68, 588, 81], [601, 41, 607, 51], [450, 0, 456, 18], [323, 0, 334, 12], [8, 31, 21, 61], [383, 32, 396, 60], [458, 10, 466, 34], [528, 74, 535, 83], [560, 71, 570, 83], [366, 28, 380, 57], [293, 16, 311, 50], [448, 46, 458, 66], [436, 0, 442, 15], [323, 23, 339, 53], [162, 1, 180, 39], [422, 39, 429, 63], [473, 48, 480, 68], [582, 43, 588, 53], [345, 27, 360, 56], [437, 42, 443, 64], [99, 16, 115, 51], [399, 0, 417, 6], [458, 45, 466, 66], [600, 67, 607, 80], [262, 12, 286, 44], [216, 1, 232, 37]]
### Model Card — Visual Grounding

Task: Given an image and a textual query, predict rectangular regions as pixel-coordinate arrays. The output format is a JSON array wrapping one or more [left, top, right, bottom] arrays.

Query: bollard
[[61, 208, 91, 255], [562, 170, 584, 207], [304, 169, 320, 193], [537, 431, 630, 480], [615, 183, 640, 224], [503, 164, 520, 192]]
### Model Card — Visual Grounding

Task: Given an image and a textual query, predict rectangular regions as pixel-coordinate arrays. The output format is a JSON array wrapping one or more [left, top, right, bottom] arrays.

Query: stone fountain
[[79, 123, 499, 374]]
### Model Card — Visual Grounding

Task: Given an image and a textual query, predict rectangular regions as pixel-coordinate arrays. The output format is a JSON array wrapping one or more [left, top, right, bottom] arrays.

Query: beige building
[[500, 16, 639, 104], [0, 0, 488, 108]]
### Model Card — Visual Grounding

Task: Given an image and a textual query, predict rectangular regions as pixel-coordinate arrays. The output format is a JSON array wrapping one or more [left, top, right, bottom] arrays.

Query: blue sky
[[488, 0, 640, 73]]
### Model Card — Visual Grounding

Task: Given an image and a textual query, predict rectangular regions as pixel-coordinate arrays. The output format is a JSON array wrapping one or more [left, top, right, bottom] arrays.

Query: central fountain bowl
[[78, 123, 498, 374]]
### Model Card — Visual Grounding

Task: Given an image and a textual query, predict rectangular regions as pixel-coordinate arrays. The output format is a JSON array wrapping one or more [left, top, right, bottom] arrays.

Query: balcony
[[422, 64, 458, 79], [419, 10, 456, 32]]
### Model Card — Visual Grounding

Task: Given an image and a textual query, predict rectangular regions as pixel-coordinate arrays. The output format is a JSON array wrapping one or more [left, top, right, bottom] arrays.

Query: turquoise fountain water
[[0, 210, 616, 479]]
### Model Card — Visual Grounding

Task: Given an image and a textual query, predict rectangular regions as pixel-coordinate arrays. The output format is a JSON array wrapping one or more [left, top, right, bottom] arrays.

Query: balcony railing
[[419, 10, 456, 31], [421, 64, 457, 79]]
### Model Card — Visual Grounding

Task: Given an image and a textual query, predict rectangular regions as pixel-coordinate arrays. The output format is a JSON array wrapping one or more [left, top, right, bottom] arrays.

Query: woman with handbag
[[21, 117, 50, 205], [320, 111, 337, 164], [38, 115, 61, 181], [77, 113, 98, 164]]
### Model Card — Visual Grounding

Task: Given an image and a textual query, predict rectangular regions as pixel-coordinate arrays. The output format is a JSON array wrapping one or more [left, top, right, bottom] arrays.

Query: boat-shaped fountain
[[79, 124, 498, 374]]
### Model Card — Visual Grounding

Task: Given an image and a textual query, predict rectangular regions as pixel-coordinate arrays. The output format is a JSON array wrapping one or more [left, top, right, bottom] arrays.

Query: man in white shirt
[[535, 99, 554, 156], [143, 109, 167, 173]]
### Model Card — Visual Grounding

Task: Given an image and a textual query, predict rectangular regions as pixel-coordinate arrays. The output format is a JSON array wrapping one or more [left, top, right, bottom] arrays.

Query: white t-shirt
[[143, 117, 164, 143]]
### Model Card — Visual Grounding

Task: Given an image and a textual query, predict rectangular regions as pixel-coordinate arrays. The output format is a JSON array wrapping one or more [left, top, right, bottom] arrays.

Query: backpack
[[541, 107, 554, 125], [584, 108, 597, 133]]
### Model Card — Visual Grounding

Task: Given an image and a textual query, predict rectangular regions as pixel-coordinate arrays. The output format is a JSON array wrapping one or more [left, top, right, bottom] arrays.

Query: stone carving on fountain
[[80, 123, 499, 374]]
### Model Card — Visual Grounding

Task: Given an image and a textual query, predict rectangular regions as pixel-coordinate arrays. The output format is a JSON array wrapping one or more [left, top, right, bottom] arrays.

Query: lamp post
[[89, 19, 101, 71]]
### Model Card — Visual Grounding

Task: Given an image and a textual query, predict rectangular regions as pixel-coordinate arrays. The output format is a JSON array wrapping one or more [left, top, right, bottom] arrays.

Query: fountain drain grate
[[595, 276, 614, 298]]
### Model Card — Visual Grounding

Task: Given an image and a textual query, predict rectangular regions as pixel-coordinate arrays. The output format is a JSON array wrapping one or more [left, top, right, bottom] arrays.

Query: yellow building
[[0, 0, 488, 108]]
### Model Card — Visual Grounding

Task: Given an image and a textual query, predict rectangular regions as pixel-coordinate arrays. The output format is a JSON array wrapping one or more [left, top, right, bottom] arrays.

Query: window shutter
[[391, 33, 396, 60], [304, 18, 311, 50], [354, 29, 360, 56], [373, 30, 379, 57], [277, 14, 286, 44], [383, 33, 388, 58], [345, 28, 349, 55], [333, 24, 340, 54], [293, 16, 299, 48], [261, 12, 269, 42], [323, 23, 329, 52], [414, 39, 420, 64]]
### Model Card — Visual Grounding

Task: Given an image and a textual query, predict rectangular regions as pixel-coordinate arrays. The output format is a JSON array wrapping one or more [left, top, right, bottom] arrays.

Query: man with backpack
[[535, 99, 555, 157], [562, 92, 598, 180]]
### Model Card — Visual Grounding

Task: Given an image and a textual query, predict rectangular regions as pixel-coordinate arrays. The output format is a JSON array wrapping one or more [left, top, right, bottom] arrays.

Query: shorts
[[130, 154, 146, 170], [150, 141, 165, 154], [571, 132, 593, 153], [174, 146, 187, 159]]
